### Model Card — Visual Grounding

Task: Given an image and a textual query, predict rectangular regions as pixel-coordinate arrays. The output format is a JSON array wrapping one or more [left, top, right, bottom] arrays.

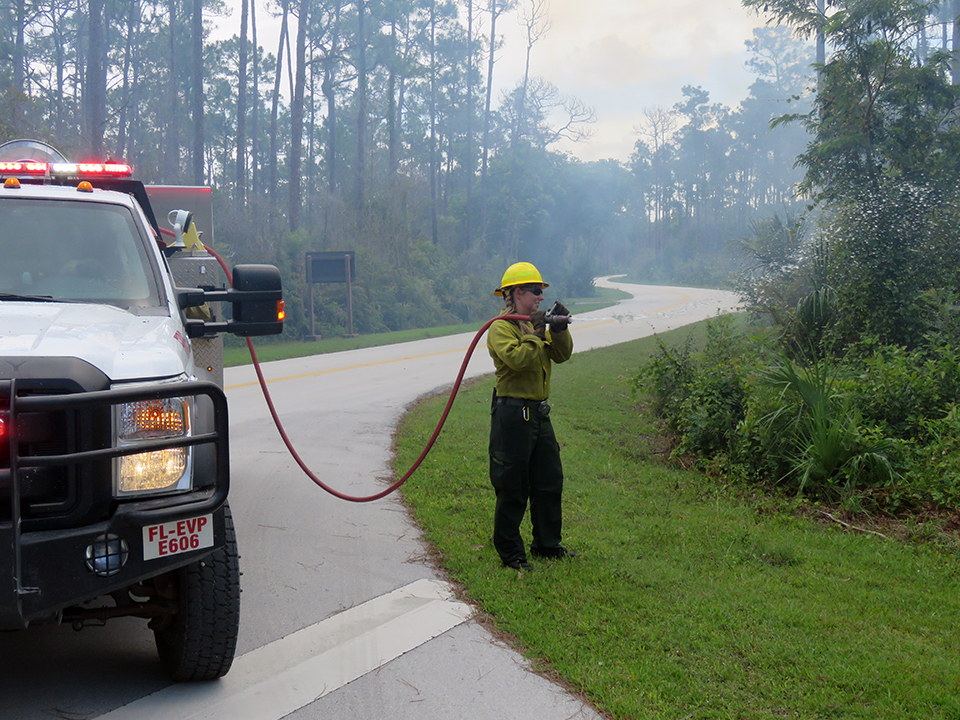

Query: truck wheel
[[154, 502, 240, 681]]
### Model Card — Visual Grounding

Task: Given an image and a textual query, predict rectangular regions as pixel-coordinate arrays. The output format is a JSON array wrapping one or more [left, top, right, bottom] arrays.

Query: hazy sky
[[498, 0, 764, 160], [217, 0, 767, 163]]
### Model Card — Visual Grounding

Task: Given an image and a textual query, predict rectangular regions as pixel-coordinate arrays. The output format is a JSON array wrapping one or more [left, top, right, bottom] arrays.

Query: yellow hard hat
[[494, 262, 549, 297]]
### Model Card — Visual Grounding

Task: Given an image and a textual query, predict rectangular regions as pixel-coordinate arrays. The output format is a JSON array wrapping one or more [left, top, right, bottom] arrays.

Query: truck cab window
[[0, 197, 161, 308]]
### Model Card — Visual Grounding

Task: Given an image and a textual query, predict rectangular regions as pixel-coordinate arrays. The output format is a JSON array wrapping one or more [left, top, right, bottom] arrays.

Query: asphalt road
[[1, 278, 739, 720]]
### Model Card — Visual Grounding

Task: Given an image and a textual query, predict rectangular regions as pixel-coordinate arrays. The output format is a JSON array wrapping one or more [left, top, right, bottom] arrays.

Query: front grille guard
[[0, 380, 229, 626], [0, 380, 229, 521], [0, 378, 230, 628]]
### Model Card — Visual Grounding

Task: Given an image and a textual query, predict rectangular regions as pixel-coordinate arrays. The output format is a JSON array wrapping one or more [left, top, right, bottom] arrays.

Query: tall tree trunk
[[443, 128, 454, 212], [396, 26, 410, 175], [480, 0, 500, 244], [86, 0, 106, 155], [322, 68, 338, 193], [117, 1, 136, 158], [251, 0, 260, 191], [322, 0, 342, 196], [429, 0, 438, 243], [952, 0, 960, 84], [14, 0, 24, 94], [236, 0, 249, 204], [12, 0, 26, 134], [289, 0, 309, 232], [307, 46, 317, 211], [465, 0, 474, 247], [77, 14, 87, 145], [54, 9, 66, 142], [387, 21, 398, 174], [355, 0, 368, 213], [270, 1, 289, 202], [286, 14, 295, 103], [166, 0, 179, 180], [192, 0, 204, 184], [128, 27, 142, 166]]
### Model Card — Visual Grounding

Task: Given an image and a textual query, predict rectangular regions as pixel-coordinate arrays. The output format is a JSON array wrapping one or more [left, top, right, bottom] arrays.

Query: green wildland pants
[[489, 398, 564, 564]]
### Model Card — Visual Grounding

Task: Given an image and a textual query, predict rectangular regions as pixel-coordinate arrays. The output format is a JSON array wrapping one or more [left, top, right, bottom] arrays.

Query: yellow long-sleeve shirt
[[487, 318, 573, 401]]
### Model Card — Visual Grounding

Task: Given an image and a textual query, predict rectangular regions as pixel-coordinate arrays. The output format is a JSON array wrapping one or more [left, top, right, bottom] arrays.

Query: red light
[[0, 413, 9, 469], [103, 163, 133, 176], [77, 162, 132, 177], [0, 161, 48, 175]]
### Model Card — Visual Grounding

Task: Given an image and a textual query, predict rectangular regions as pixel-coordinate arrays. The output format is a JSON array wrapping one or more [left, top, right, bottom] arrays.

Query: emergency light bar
[[0, 160, 132, 180]]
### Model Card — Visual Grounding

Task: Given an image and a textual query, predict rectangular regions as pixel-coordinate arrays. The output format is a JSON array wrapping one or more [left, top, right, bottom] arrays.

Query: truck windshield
[[0, 197, 161, 309]]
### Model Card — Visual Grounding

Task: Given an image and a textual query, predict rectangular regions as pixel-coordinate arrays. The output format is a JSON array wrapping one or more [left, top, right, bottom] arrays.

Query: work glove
[[529, 310, 547, 340], [549, 301, 572, 333]]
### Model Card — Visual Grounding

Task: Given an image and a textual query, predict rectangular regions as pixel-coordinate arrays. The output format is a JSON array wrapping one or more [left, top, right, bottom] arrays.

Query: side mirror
[[179, 264, 284, 338], [231, 264, 285, 337]]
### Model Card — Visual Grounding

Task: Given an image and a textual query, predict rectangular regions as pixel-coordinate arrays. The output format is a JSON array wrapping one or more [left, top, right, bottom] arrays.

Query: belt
[[495, 396, 551, 418], [496, 397, 546, 407]]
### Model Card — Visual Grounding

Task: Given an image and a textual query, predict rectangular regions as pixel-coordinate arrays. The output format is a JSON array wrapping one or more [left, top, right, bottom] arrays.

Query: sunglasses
[[517, 285, 544, 296]]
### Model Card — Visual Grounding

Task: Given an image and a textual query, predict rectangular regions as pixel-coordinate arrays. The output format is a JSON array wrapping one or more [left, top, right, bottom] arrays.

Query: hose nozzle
[[544, 301, 563, 323]]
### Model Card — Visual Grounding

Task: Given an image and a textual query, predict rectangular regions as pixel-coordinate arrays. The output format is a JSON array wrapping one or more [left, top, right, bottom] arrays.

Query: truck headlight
[[115, 397, 192, 496]]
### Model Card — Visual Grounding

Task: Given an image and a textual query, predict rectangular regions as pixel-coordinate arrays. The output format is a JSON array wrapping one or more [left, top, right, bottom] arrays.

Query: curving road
[[1, 279, 739, 720]]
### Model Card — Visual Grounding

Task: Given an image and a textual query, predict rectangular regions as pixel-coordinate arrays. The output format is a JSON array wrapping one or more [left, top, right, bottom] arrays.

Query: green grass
[[224, 287, 630, 367], [392, 323, 960, 720]]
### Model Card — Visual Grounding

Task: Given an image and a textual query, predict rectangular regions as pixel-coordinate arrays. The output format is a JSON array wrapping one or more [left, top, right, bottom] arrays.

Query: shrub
[[631, 334, 695, 438], [755, 357, 896, 501], [633, 316, 750, 457], [828, 184, 960, 349], [633, 316, 960, 510], [842, 342, 941, 439], [897, 406, 960, 510]]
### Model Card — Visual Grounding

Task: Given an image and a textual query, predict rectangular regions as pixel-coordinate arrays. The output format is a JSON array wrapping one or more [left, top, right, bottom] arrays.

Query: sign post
[[305, 251, 357, 340], [344, 254, 354, 336]]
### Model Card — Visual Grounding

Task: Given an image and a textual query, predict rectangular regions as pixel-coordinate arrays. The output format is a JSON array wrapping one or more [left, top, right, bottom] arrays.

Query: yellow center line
[[224, 293, 688, 391], [665, 291, 691, 308], [225, 347, 469, 390]]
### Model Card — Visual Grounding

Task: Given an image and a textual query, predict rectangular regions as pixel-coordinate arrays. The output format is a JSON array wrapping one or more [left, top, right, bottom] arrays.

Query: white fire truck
[[0, 139, 283, 680]]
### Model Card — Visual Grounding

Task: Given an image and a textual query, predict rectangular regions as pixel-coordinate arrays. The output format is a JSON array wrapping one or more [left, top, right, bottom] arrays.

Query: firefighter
[[487, 262, 575, 571]]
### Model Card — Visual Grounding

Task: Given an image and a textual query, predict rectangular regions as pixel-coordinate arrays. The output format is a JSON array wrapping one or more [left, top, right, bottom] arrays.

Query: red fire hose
[[205, 246, 527, 503]]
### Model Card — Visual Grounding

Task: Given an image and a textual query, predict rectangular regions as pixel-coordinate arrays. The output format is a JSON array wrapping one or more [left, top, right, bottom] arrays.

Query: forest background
[[0, 0, 821, 339], [3, 0, 960, 518]]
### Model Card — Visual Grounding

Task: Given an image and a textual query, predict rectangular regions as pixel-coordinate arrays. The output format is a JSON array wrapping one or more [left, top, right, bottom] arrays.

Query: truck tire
[[154, 502, 240, 681]]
